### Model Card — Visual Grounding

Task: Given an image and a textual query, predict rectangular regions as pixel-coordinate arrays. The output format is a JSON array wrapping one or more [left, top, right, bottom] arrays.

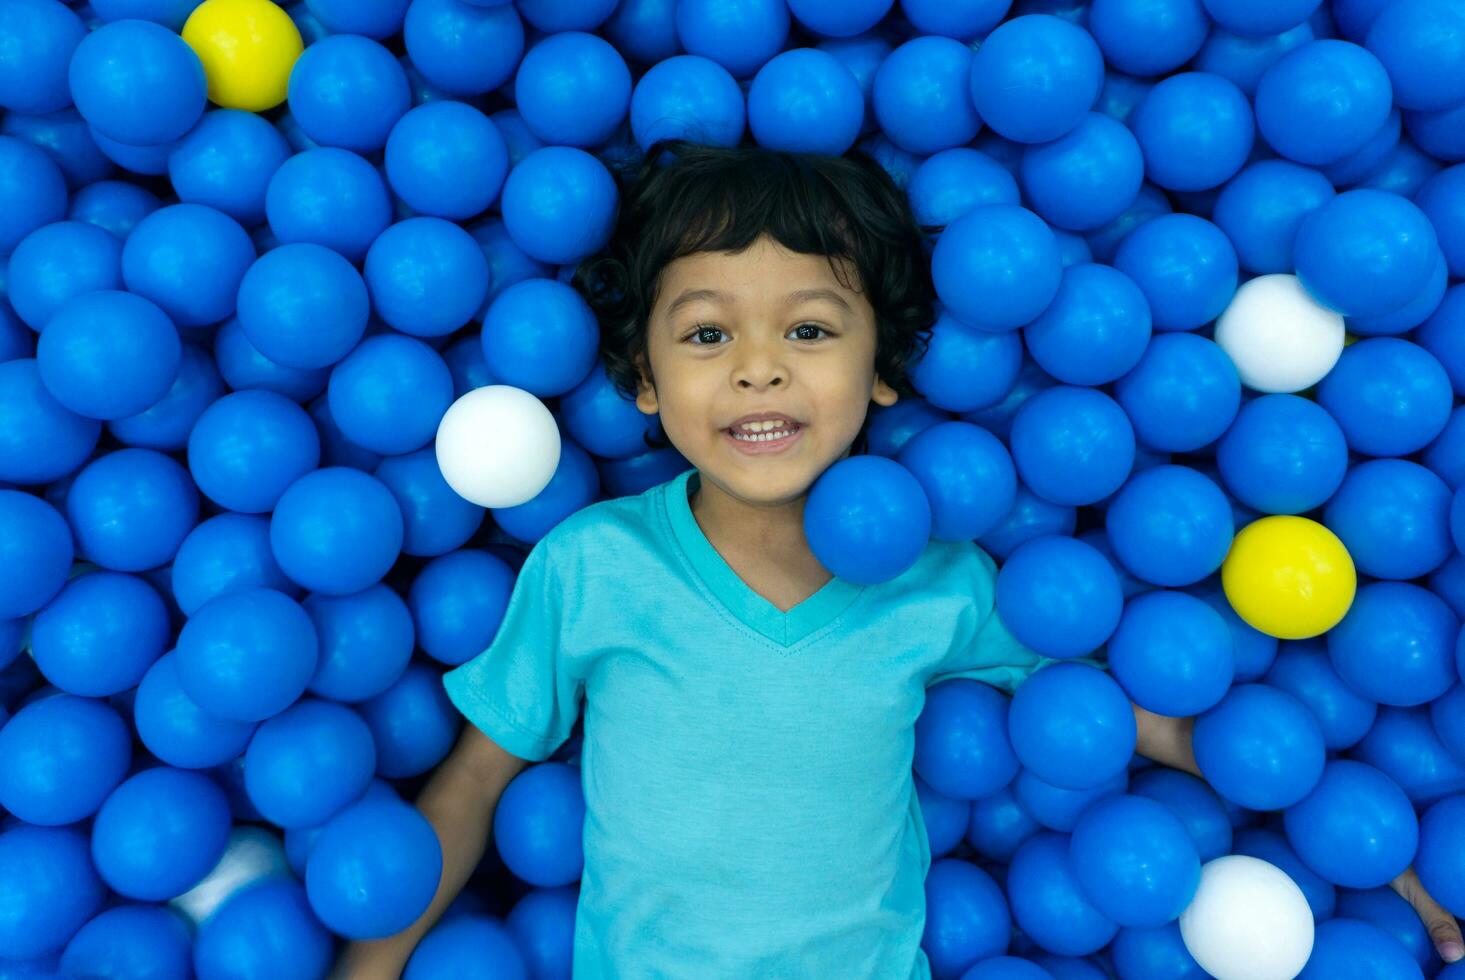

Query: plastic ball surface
[[244, 698, 376, 829], [0, 0, 87, 115], [270, 467, 405, 595], [6, 220, 123, 331], [0, 824, 105, 960], [1105, 465, 1234, 588], [1177, 855, 1315, 980], [629, 54, 747, 152], [1069, 794, 1201, 927], [182, 0, 304, 112], [873, 36, 980, 155], [236, 242, 368, 370], [0, 488, 73, 618], [1222, 515, 1356, 639], [748, 48, 865, 155], [923, 859, 1012, 974], [1008, 662, 1137, 790], [385, 101, 509, 220], [68, 19, 206, 146], [1192, 683, 1327, 810], [1327, 581, 1458, 708], [932, 204, 1062, 333], [1109, 590, 1236, 717], [192, 876, 334, 980], [121, 202, 255, 329], [915, 679, 1020, 800], [1255, 40, 1393, 166], [31, 570, 170, 697], [435, 385, 562, 509], [1007, 831, 1120, 957], [306, 797, 444, 939], [1294, 189, 1439, 319], [804, 454, 932, 584], [897, 421, 1017, 542], [265, 147, 392, 263], [996, 535, 1123, 660], [1216, 394, 1348, 515], [1009, 386, 1135, 507], [328, 334, 455, 456], [163, 107, 290, 224], [60, 905, 194, 980], [969, 15, 1104, 145], [175, 586, 319, 722], [405, 914, 531, 980], [286, 34, 410, 153], [1283, 760, 1419, 889], [1019, 113, 1145, 232], [90, 765, 232, 900], [0, 693, 132, 826], [365, 217, 489, 337]]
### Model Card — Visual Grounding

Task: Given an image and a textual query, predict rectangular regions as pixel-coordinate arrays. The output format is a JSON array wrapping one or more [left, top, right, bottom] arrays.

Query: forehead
[[655, 234, 863, 304]]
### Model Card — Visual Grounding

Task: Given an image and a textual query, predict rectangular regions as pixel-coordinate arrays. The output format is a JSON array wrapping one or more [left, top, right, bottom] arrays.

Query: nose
[[731, 328, 787, 390]]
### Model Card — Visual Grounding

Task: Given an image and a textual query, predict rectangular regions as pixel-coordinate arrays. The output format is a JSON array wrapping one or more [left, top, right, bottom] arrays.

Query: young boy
[[336, 140, 1457, 977]]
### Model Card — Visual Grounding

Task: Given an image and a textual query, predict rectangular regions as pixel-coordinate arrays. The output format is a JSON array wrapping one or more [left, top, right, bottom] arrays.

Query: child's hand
[[1390, 865, 1463, 964]]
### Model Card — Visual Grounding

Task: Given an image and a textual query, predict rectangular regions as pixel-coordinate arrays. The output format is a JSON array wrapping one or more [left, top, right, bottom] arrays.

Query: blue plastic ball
[[271, 467, 404, 595], [1020, 113, 1144, 231], [1015, 768, 1127, 834], [1416, 794, 1465, 918], [916, 679, 1021, 800], [1215, 394, 1348, 514], [0, 136, 68, 256], [406, 915, 530, 980], [1193, 683, 1326, 809], [386, 101, 509, 220], [482, 278, 599, 398], [997, 535, 1124, 660], [491, 440, 601, 545], [917, 775, 971, 858], [213, 317, 329, 403], [244, 698, 376, 829], [1088, 0, 1211, 77], [674, 0, 790, 79], [1133, 72, 1255, 192], [493, 762, 586, 887], [515, 31, 630, 149], [328, 334, 454, 455], [901, 0, 1010, 37], [237, 243, 369, 370], [1255, 40, 1394, 165], [1194, 22, 1317, 98], [307, 797, 443, 939], [1021, 264, 1149, 386], [1283, 759, 1418, 888], [287, 34, 410, 153], [1232, 827, 1337, 919], [0, 358, 99, 484], [923, 859, 1012, 975], [804, 455, 932, 584], [1203, 0, 1321, 35], [558, 361, 658, 461], [67, 447, 199, 571], [748, 47, 864, 155], [0, 693, 131, 826], [970, 15, 1104, 145], [168, 109, 290, 226], [910, 148, 1021, 229], [873, 36, 980, 155], [90, 766, 232, 900], [31, 570, 169, 697], [1316, 337, 1452, 457], [1329, 581, 1458, 708], [1105, 465, 1234, 587], [0, 488, 71, 618], [193, 877, 334, 980], [408, 549, 515, 667], [121, 202, 255, 328], [1116, 333, 1241, 453], [134, 651, 258, 768], [302, 0, 408, 37], [1352, 704, 1465, 806], [1007, 832, 1120, 957], [2, 107, 111, 189], [1009, 662, 1137, 790], [1131, 768, 1233, 861], [108, 342, 223, 451], [897, 421, 1017, 542], [375, 447, 485, 558], [303, 585, 414, 706], [1113, 213, 1238, 332], [176, 587, 318, 722], [357, 663, 459, 778], [68, 19, 205, 146], [1010, 386, 1135, 507], [1070, 794, 1201, 927], [265, 148, 392, 264], [61, 905, 193, 980], [402, 0, 524, 96], [191, 398, 314, 519], [1295, 189, 1439, 319], [7, 220, 121, 331], [629, 54, 745, 151], [172, 513, 295, 617], [365, 217, 489, 337], [1109, 590, 1236, 716], [1299, 918, 1424, 980], [1416, 166, 1465, 280], [68, 179, 160, 240], [1108, 923, 1206, 979], [912, 312, 1024, 413], [0, 0, 87, 115], [0, 825, 105, 960], [1265, 639, 1378, 750], [502, 146, 619, 267], [967, 786, 1041, 862], [1325, 459, 1453, 581], [1365, 0, 1465, 111], [933, 204, 1062, 333], [36, 289, 179, 420]]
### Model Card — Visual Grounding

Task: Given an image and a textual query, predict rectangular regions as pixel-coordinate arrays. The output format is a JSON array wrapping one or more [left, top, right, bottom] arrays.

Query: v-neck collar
[[663, 467, 865, 648]]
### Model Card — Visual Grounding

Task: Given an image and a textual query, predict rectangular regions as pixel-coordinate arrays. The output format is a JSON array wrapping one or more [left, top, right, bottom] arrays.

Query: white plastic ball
[[434, 384, 562, 509], [1214, 273, 1345, 393], [1178, 854, 1315, 980]]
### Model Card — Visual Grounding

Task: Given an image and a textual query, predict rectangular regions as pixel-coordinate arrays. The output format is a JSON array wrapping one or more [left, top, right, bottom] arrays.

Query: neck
[[688, 470, 813, 561]]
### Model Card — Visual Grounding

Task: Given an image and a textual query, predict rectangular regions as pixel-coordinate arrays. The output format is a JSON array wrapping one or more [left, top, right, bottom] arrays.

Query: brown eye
[[792, 324, 829, 341], [688, 324, 725, 345]]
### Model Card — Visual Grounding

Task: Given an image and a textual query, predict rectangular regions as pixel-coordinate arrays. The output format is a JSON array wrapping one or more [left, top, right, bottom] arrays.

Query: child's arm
[[330, 725, 530, 979], [1132, 703, 1464, 965]]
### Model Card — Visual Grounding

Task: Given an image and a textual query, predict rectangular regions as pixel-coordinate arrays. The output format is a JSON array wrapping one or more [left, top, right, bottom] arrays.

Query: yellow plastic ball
[[1221, 515, 1357, 640], [182, 0, 303, 112]]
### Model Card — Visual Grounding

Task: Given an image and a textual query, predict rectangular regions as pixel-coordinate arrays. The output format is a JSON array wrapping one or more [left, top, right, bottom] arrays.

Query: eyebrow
[[664, 287, 854, 318]]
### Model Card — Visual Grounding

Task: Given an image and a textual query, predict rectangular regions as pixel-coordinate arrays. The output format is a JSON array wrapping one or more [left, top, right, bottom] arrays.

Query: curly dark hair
[[570, 137, 936, 456]]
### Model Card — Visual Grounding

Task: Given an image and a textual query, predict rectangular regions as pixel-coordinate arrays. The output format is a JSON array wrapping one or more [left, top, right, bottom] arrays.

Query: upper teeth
[[736, 419, 792, 433]]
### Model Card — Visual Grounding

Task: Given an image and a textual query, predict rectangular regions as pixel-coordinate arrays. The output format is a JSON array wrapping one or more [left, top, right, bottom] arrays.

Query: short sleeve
[[927, 542, 1049, 694], [441, 542, 583, 763]]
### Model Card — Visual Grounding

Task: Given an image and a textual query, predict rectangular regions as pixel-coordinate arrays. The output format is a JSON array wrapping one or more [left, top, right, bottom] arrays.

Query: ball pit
[[0, 0, 1464, 976]]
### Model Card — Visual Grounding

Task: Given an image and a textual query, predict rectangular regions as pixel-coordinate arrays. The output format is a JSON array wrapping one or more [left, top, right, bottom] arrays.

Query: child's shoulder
[[535, 473, 674, 565], [899, 535, 1000, 597]]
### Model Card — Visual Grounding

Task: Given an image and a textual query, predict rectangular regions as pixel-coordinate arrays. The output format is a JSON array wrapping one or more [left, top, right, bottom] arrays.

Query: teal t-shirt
[[443, 467, 1045, 979]]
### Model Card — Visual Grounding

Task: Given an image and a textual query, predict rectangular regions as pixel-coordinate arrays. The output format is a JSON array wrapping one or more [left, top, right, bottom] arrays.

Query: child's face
[[634, 233, 898, 507]]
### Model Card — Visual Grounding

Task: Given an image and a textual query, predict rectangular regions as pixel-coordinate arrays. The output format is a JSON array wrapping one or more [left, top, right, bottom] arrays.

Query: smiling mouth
[[723, 422, 805, 454]]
